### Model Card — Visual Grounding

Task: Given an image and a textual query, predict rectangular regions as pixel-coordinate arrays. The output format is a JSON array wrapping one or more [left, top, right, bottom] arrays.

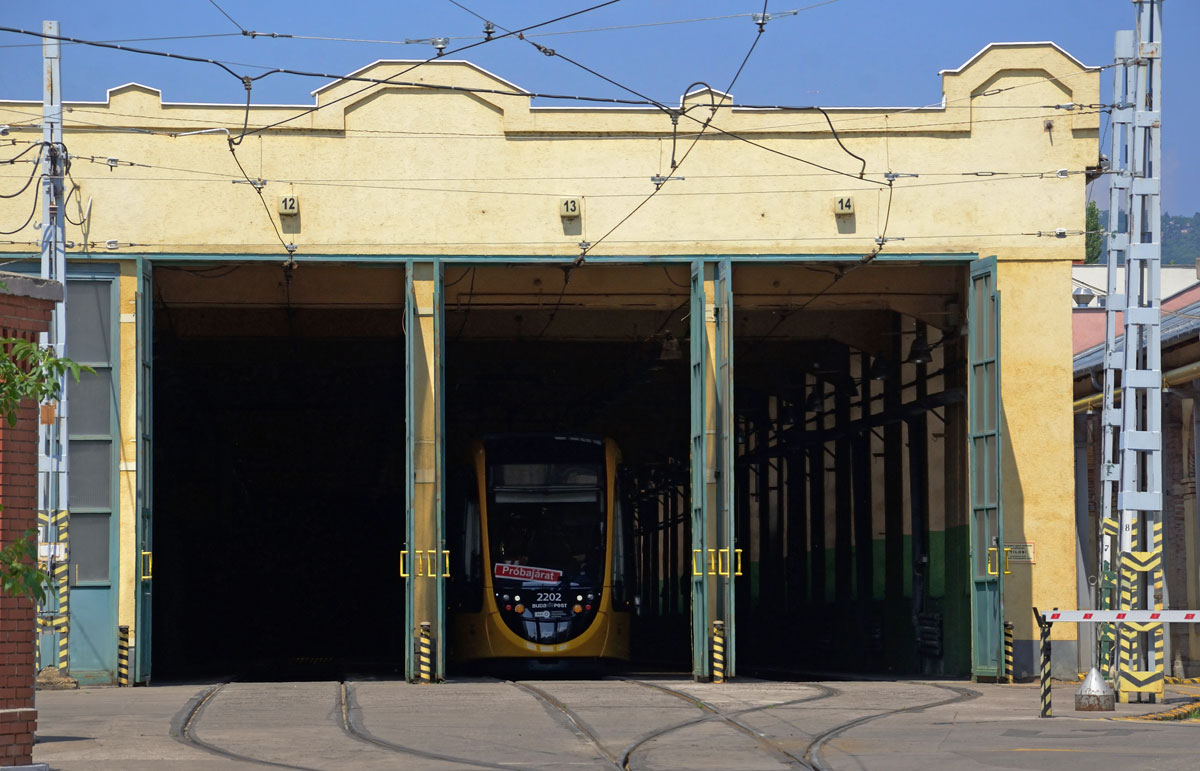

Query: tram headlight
[[514, 603, 525, 614], [573, 604, 583, 614]]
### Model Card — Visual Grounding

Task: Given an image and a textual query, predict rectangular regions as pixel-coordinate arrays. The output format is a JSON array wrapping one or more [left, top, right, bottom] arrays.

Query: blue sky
[[2, 1, 1196, 215]]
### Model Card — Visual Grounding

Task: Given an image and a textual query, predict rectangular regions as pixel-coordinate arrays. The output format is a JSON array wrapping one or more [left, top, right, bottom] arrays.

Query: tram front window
[[488, 462, 606, 589]]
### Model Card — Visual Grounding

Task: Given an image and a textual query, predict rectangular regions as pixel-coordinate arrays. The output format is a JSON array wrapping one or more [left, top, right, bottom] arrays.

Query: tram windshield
[[488, 461, 606, 588]]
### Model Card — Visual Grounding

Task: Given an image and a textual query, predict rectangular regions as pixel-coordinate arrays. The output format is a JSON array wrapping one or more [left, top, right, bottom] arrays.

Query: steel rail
[[802, 682, 980, 770], [620, 678, 838, 769], [511, 680, 623, 769], [337, 680, 514, 770], [174, 682, 322, 771]]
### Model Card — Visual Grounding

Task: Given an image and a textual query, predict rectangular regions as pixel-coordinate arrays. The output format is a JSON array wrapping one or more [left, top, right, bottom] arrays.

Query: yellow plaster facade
[[0, 41, 1098, 675]]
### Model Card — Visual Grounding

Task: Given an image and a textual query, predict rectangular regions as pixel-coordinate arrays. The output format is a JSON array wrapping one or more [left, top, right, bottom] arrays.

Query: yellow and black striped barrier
[[417, 622, 433, 684], [117, 625, 130, 686], [1035, 608, 1052, 717], [712, 620, 725, 684], [1003, 621, 1014, 683], [1117, 522, 1165, 703], [52, 509, 70, 671]]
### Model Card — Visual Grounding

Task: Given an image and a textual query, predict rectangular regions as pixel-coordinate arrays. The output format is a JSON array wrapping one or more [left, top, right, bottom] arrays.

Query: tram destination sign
[[494, 563, 563, 584]]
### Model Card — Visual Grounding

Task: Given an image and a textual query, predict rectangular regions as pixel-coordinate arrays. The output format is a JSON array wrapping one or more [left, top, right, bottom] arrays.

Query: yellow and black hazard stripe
[[52, 509, 69, 671], [117, 626, 130, 686], [417, 623, 433, 684], [1003, 622, 1014, 684], [712, 621, 726, 684], [1122, 550, 1162, 573], [1039, 619, 1052, 718], [1121, 698, 1200, 721], [1118, 667, 1165, 693]]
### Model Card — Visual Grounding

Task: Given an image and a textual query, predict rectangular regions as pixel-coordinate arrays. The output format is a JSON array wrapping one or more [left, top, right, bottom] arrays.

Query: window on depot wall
[[65, 279, 115, 587]]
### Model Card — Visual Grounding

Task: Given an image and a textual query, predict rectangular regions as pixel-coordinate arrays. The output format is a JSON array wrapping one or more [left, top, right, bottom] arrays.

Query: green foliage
[[0, 334, 89, 599], [1163, 212, 1200, 265], [0, 530, 48, 604], [0, 336, 89, 427], [1085, 201, 1103, 263]]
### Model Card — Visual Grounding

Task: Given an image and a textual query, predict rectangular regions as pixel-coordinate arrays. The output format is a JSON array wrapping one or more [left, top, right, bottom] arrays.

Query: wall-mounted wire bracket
[[651, 175, 684, 189]]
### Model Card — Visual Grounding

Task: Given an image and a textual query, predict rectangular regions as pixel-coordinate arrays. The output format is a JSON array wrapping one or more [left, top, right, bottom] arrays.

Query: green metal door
[[968, 257, 1003, 678], [135, 258, 153, 683], [403, 265, 416, 682], [715, 259, 735, 677], [689, 259, 709, 679]]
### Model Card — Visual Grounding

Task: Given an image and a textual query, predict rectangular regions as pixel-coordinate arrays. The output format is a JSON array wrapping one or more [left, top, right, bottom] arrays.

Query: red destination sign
[[493, 563, 562, 584]]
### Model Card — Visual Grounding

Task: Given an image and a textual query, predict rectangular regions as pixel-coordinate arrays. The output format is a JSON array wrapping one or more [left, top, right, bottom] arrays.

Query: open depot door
[[968, 257, 1003, 679], [135, 258, 153, 683]]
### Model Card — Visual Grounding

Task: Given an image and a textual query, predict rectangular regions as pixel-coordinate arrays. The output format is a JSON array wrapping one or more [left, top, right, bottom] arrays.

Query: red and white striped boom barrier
[[1041, 610, 1200, 624]]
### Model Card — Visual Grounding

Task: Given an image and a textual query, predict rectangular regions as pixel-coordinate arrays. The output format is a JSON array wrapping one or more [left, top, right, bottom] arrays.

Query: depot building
[[0, 42, 1099, 684]]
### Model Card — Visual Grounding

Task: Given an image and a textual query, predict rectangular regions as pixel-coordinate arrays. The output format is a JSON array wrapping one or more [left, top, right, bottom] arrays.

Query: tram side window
[[449, 468, 483, 611], [611, 476, 634, 609]]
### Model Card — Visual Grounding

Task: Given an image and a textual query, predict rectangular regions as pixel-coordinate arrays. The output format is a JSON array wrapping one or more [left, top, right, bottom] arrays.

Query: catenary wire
[[472, 0, 778, 258], [225, 143, 292, 255], [0, 229, 1085, 250], [207, 0, 248, 34], [234, 0, 628, 139], [255, 2, 841, 45], [0, 182, 41, 234], [1, 142, 46, 165], [0, 145, 44, 198]]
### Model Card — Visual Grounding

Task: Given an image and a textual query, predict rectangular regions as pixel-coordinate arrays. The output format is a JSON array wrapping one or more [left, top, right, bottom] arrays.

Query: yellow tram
[[449, 434, 632, 664]]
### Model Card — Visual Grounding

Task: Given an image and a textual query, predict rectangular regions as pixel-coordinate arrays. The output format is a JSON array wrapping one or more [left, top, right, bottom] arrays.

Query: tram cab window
[[488, 461, 606, 588], [449, 467, 483, 611]]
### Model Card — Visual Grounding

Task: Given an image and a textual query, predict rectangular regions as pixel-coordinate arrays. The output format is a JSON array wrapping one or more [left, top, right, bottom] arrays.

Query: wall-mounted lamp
[[906, 329, 932, 365], [868, 356, 894, 381]]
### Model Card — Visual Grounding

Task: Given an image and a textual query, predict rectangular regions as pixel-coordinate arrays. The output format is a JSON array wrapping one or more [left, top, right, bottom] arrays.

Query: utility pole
[[37, 19, 70, 675], [1102, 0, 1164, 704]]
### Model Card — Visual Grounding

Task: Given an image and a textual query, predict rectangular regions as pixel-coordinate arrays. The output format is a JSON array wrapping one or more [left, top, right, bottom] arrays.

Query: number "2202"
[[536, 592, 562, 602]]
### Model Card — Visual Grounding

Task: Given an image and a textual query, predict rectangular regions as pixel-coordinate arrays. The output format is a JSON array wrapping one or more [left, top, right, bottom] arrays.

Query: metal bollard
[[1035, 608, 1053, 717], [418, 622, 433, 684], [712, 620, 725, 684], [117, 625, 130, 686], [1004, 621, 1015, 683]]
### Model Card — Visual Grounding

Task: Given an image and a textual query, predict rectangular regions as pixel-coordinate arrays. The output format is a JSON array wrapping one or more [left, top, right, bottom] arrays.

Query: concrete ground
[[30, 677, 1200, 770]]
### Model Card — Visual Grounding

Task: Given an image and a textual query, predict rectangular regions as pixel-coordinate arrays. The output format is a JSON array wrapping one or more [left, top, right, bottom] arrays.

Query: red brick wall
[[0, 290, 55, 767]]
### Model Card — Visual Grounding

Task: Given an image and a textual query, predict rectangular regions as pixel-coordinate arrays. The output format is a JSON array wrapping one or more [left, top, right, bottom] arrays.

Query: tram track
[[338, 680, 516, 770], [174, 682, 323, 771], [800, 682, 980, 771], [512, 681, 623, 769], [172, 675, 979, 771], [511, 676, 840, 770], [620, 678, 837, 769]]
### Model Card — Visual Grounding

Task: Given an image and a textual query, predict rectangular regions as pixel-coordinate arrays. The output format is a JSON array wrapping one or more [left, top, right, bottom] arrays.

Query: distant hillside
[[1164, 212, 1200, 264], [1093, 211, 1199, 264]]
